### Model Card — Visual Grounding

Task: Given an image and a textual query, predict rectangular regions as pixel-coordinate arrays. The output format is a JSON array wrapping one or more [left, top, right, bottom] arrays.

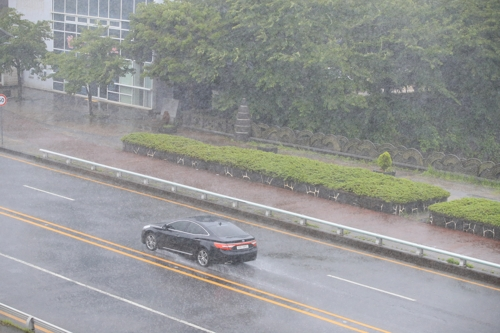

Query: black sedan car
[[141, 215, 257, 267]]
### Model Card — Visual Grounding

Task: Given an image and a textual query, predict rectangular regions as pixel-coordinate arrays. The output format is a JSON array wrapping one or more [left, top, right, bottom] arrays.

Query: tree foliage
[[0, 8, 51, 100], [126, 0, 500, 162], [124, 1, 224, 109], [44, 25, 133, 115]]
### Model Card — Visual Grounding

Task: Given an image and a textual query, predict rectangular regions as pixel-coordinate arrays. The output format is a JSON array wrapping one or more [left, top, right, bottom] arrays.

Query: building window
[[77, 0, 88, 16], [51, 0, 154, 108]]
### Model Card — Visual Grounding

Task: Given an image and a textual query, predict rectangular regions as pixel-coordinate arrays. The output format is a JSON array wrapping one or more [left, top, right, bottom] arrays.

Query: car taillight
[[214, 240, 257, 250], [214, 242, 233, 251]]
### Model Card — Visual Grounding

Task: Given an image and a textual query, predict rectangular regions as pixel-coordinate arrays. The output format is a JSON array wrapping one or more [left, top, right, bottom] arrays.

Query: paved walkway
[[1, 88, 499, 266]]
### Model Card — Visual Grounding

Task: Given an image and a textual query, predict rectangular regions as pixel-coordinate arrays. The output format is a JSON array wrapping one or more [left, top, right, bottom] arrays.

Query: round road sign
[[0, 94, 6, 106]]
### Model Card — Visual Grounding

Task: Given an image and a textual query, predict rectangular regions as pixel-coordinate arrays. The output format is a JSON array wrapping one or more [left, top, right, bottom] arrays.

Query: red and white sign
[[0, 94, 6, 106]]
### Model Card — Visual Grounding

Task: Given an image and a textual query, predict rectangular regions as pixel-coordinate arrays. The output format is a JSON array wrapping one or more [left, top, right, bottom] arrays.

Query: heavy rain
[[1, 1, 500, 332]]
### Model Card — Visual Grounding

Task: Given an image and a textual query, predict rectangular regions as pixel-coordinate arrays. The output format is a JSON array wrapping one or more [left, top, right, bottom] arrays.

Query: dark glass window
[[89, 83, 99, 98], [109, 0, 120, 19], [121, 21, 129, 30], [109, 29, 120, 38], [54, 0, 64, 12], [109, 21, 119, 27], [66, 0, 76, 14], [99, 0, 108, 18], [89, 0, 98, 16], [121, 0, 133, 20], [78, 17, 87, 23], [65, 23, 77, 32], [168, 221, 191, 232], [54, 31, 65, 49], [108, 81, 119, 92], [108, 92, 119, 101], [53, 14, 65, 21], [99, 86, 108, 99], [186, 223, 208, 235], [66, 16, 76, 21], [54, 22, 65, 31], [77, 0, 88, 15]]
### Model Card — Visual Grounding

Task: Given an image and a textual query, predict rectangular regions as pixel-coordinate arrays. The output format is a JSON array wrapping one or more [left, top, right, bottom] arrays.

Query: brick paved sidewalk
[[1, 88, 499, 267]]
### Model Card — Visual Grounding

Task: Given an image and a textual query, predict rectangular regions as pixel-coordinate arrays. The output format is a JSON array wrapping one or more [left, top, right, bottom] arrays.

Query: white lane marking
[[327, 275, 416, 302], [0, 252, 216, 333], [23, 185, 74, 201]]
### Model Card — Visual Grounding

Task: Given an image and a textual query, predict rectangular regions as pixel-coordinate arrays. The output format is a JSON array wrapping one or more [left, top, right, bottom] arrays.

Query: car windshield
[[209, 223, 248, 238]]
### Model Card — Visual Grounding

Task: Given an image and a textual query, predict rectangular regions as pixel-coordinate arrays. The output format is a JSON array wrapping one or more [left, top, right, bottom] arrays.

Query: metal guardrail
[[0, 302, 71, 333], [40, 149, 500, 273]]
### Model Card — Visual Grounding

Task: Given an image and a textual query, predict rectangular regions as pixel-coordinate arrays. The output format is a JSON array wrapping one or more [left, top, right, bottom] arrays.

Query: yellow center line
[[0, 209, 384, 333], [1, 206, 388, 332]]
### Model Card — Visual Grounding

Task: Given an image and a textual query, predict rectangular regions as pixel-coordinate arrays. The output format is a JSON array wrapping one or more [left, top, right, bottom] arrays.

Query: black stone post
[[234, 98, 251, 141]]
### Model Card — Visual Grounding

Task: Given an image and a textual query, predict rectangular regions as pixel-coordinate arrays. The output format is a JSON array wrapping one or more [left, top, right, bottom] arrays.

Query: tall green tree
[[45, 25, 134, 116], [126, 0, 500, 162], [0, 8, 51, 100], [124, 1, 224, 110]]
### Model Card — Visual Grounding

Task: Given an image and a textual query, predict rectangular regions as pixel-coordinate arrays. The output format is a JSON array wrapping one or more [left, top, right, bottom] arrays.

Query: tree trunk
[[86, 85, 94, 116], [16, 65, 23, 101]]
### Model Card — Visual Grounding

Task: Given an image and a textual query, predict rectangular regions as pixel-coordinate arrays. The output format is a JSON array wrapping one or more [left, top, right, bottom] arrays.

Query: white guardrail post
[[39, 149, 500, 273]]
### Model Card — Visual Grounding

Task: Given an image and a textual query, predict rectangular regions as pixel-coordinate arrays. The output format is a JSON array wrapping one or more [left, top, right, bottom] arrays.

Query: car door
[[182, 222, 209, 255], [161, 221, 190, 254]]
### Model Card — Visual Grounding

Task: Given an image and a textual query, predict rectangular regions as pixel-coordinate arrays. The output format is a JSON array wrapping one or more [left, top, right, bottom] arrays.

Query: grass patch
[[1, 320, 32, 333], [423, 166, 500, 190]]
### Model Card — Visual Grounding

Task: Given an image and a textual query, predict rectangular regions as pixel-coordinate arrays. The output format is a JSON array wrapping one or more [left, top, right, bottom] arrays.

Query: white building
[[6, 0, 165, 111]]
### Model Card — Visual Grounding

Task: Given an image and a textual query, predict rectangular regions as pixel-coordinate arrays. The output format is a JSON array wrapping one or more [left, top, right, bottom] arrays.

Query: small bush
[[377, 151, 392, 172]]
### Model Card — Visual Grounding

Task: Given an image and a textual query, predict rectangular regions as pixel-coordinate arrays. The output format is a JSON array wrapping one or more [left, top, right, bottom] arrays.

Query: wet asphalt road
[[2, 154, 500, 332]]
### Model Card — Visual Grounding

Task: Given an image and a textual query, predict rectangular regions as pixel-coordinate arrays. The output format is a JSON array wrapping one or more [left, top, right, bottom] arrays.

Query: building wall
[[2, 70, 18, 86]]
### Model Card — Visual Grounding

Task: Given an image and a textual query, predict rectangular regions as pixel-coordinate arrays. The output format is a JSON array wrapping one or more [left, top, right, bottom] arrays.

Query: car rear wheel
[[145, 233, 158, 251], [196, 248, 210, 267]]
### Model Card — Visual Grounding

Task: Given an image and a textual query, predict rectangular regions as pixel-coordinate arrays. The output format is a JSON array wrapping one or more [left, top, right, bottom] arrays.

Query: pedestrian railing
[[0, 302, 71, 333], [40, 149, 500, 275]]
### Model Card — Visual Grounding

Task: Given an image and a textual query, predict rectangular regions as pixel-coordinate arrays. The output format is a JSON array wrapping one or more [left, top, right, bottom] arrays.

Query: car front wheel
[[145, 233, 158, 251], [196, 248, 210, 267]]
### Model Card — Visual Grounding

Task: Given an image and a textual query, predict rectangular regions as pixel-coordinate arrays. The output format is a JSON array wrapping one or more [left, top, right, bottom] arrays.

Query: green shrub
[[377, 151, 392, 172], [429, 198, 500, 227], [122, 133, 450, 204]]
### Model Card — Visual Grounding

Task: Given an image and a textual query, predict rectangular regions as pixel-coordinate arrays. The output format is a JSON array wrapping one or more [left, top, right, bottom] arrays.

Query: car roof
[[176, 216, 251, 238], [186, 215, 223, 223]]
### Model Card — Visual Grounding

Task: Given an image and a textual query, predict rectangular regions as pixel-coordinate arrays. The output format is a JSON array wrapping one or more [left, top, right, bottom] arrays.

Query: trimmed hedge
[[122, 132, 450, 204], [429, 198, 500, 227]]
